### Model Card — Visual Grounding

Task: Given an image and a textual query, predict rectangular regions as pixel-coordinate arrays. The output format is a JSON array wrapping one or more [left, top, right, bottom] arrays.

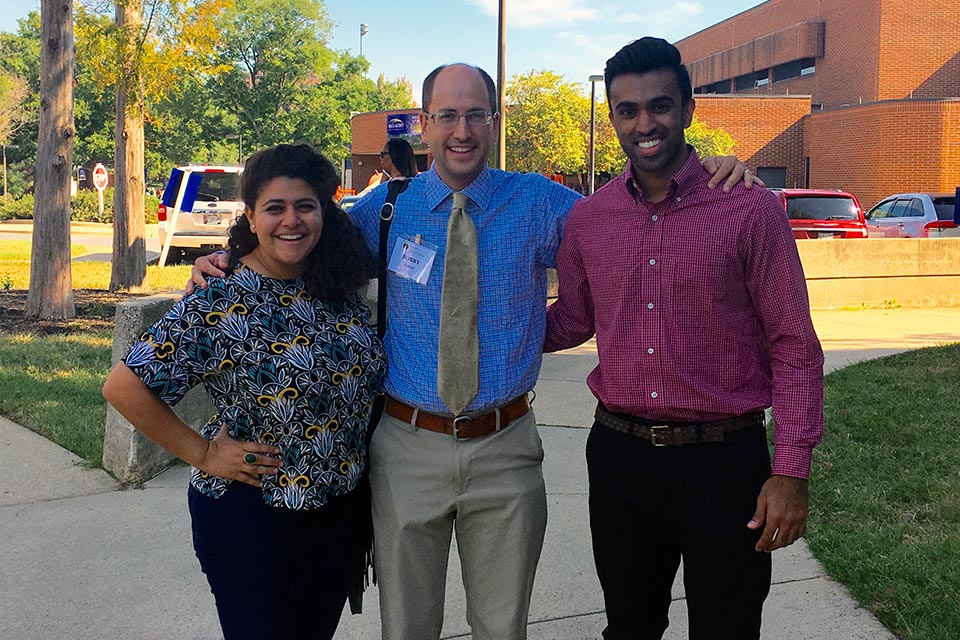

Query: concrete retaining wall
[[546, 238, 960, 309], [798, 238, 960, 309], [102, 294, 216, 484]]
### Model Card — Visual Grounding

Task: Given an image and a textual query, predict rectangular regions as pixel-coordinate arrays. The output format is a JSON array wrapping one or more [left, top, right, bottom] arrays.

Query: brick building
[[348, 109, 431, 191], [675, 0, 960, 208]]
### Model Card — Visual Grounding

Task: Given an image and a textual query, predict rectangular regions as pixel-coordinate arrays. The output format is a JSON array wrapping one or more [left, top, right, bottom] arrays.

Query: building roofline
[[675, 1, 773, 46], [694, 93, 812, 99]]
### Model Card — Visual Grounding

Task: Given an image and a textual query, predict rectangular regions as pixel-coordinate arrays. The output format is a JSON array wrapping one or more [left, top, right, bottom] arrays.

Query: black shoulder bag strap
[[376, 178, 409, 340], [349, 177, 408, 616]]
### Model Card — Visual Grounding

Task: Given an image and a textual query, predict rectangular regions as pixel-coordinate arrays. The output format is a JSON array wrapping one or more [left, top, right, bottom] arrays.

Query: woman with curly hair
[[102, 144, 386, 639]]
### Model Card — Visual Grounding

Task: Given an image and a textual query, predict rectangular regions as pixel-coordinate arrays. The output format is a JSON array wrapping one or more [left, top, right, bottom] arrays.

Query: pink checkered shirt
[[545, 150, 824, 478]]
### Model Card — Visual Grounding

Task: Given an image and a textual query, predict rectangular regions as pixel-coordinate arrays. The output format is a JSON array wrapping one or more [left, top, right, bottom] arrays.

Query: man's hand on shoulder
[[185, 251, 229, 295], [702, 155, 766, 193], [747, 474, 808, 552]]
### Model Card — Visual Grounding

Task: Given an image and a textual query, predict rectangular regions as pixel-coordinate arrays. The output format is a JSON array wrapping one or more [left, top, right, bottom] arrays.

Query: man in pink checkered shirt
[[545, 37, 824, 640]]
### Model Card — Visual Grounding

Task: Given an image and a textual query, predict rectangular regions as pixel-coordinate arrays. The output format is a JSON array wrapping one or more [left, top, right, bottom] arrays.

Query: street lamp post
[[588, 74, 604, 195], [2, 144, 18, 199], [360, 23, 368, 57]]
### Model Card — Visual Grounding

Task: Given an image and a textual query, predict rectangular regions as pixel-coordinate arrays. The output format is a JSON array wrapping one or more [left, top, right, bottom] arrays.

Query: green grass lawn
[[0, 240, 191, 464], [0, 330, 113, 463], [0, 240, 192, 291], [807, 343, 960, 640]]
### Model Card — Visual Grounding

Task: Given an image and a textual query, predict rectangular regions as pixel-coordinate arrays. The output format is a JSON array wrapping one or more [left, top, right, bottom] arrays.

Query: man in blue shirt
[[351, 63, 578, 640], [191, 62, 755, 640]]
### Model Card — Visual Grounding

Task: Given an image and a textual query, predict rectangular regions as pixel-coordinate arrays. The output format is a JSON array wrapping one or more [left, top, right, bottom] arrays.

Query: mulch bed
[[0, 289, 141, 334]]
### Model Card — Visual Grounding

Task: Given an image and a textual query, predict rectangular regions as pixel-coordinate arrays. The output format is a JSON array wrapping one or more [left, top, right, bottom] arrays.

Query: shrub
[[71, 188, 114, 223], [0, 194, 35, 220], [0, 189, 160, 225]]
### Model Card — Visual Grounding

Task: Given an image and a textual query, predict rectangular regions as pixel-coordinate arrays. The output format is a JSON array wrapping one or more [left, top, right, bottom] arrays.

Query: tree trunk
[[109, 0, 147, 292], [26, 0, 76, 319]]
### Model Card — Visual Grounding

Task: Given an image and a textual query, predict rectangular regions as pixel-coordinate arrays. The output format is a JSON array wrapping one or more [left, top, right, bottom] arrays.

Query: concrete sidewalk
[[3, 307, 959, 639]]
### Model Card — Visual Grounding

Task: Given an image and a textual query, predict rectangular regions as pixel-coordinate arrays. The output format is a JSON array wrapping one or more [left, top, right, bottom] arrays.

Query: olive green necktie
[[437, 191, 479, 416]]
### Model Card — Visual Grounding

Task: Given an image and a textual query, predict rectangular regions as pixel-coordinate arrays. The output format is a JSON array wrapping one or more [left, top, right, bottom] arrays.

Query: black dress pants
[[587, 416, 772, 640], [188, 483, 364, 640]]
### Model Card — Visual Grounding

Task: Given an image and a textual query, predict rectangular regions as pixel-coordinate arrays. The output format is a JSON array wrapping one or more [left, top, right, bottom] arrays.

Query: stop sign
[[92, 163, 109, 191]]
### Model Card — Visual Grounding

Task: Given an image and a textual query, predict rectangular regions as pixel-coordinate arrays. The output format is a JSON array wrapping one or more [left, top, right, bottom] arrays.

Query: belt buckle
[[452, 415, 472, 440], [649, 425, 672, 446]]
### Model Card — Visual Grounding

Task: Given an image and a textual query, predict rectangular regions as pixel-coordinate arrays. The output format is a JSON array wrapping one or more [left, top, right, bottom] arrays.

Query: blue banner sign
[[386, 113, 418, 136]]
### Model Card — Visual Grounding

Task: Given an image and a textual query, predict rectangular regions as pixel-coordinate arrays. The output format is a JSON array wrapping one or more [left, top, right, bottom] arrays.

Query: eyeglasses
[[379, 151, 389, 158], [423, 110, 497, 129]]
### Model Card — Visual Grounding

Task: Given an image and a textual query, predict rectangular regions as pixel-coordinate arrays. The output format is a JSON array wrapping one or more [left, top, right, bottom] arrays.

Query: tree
[[212, 0, 333, 149], [0, 13, 43, 197], [686, 117, 736, 158], [78, 0, 228, 288], [26, 0, 75, 319], [505, 71, 588, 175], [0, 72, 29, 148], [110, 0, 147, 291]]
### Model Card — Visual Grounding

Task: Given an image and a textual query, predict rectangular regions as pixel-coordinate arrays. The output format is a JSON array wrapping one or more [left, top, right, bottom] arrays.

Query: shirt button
[[676, 197, 682, 203], [650, 391, 658, 399], [648, 258, 656, 266], [647, 347, 654, 354], [647, 302, 654, 310], [651, 214, 659, 221]]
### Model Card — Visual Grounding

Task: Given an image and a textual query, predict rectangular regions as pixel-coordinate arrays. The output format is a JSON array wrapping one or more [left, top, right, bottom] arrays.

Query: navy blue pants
[[587, 415, 772, 640], [188, 483, 364, 640]]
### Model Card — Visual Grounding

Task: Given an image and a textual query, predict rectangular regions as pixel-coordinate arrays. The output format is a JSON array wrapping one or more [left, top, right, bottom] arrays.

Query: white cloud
[[619, 2, 705, 24], [466, 0, 596, 28]]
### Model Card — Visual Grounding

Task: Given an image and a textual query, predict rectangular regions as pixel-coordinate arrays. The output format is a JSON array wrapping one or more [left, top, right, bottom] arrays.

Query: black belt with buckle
[[595, 404, 764, 446]]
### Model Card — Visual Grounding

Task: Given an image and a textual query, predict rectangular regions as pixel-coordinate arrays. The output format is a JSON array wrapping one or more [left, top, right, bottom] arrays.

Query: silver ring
[[244, 453, 256, 464]]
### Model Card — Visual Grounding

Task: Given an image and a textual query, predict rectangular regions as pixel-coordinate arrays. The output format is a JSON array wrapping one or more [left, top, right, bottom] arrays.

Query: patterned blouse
[[123, 264, 387, 510]]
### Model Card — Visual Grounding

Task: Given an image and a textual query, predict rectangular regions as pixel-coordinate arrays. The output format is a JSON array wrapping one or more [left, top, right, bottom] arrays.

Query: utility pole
[[496, 0, 506, 169]]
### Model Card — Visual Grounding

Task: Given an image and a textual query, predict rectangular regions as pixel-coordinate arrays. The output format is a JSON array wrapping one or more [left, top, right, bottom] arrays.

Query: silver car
[[865, 192, 957, 238]]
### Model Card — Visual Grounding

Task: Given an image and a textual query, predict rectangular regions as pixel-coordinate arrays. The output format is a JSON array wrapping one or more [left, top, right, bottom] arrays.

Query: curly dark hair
[[226, 144, 375, 302]]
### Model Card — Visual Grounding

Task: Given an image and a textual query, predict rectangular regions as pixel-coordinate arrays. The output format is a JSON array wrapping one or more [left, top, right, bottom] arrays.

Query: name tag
[[387, 236, 437, 285]]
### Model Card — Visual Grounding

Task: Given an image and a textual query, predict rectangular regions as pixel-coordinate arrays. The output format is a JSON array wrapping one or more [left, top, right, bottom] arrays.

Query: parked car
[[157, 165, 244, 265], [864, 193, 957, 238], [770, 188, 868, 239]]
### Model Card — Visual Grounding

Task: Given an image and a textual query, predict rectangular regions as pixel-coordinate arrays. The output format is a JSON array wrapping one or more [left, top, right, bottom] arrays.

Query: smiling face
[[420, 65, 498, 191], [608, 69, 695, 196], [244, 176, 323, 279]]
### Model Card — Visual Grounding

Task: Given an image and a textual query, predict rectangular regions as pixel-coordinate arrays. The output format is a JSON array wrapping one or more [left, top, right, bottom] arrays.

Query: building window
[[773, 58, 817, 82], [695, 80, 729, 94], [735, 70, 769, 91], [757, 167, 787, 189]]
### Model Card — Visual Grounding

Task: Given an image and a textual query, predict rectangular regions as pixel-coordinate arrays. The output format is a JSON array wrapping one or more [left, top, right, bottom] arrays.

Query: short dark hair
[[604, 37, 692, 107], [385, 138, 417, 178], [227, 144, 375, 302], [422, 64, 499, 114]]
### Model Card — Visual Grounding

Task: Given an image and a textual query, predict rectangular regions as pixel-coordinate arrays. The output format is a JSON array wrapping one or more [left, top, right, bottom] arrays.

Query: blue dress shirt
[[350, 166, 581, 413]]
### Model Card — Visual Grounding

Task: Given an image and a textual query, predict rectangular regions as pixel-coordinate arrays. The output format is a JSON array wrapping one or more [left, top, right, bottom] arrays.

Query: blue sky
[[1, 0, 765, 104]]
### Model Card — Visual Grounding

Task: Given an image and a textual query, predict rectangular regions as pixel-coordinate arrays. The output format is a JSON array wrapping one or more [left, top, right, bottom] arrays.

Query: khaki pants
[[370, 410, 548, 640]]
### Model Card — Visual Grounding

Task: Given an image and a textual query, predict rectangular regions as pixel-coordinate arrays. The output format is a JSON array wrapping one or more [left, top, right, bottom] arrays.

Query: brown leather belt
[[384, 394, 531, 439], [595, 405, 764, 446]]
